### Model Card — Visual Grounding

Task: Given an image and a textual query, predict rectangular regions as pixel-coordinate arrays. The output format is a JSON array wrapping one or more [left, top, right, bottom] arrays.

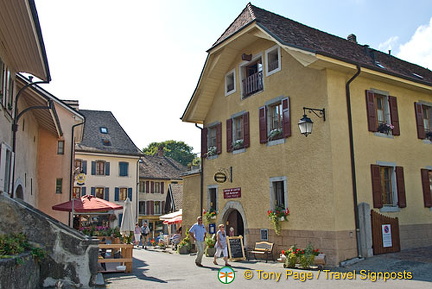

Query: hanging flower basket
[[267, 206, 289, 235]]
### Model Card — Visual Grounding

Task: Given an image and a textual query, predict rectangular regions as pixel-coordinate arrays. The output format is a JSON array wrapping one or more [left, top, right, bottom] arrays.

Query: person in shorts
[[141, 222, 150, 249], [213, 224, 230, 266]]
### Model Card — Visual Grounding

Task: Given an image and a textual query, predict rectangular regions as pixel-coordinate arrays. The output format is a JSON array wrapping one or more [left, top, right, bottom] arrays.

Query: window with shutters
[[95, 187, 105, 199], [119, 162, 129, 177], [225, 69, 236, 96], [139, 201, 146, 214], [259, 97, 291, 144], [365, 90, 400, 136], [371, 163, 406, 212], [92, 160, 109, 176], [227, 112, 250, 152], [154, 201, 161, 215], [119, 187, 128, 201], [202, 122, 222, 158], [265, 45, 281, 76], [73, 187, 81, 199], [139, 181, 146, 193], [421, 169, 432, 208], [414, 103, 432, 141]]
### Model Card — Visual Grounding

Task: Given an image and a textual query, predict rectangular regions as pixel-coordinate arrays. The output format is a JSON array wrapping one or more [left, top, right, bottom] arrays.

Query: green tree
[[142, 140, 196, 167]]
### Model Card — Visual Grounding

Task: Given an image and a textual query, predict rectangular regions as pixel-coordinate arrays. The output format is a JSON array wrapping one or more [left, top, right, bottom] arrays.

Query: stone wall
[[0, 252, 39, 289], [0, 195, 99, 288]]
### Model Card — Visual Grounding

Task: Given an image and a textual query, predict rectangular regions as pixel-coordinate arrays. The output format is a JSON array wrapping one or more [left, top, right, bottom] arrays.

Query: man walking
[[141, 222, 150, 249], [189, 216, 207, 267]]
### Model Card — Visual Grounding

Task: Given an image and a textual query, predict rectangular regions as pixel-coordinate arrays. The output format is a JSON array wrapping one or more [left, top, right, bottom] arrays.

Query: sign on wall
[[223, 187, 241, 199]]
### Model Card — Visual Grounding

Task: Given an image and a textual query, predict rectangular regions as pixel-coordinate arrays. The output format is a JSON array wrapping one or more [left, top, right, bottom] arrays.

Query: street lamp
[[298, 107, 326, 137]]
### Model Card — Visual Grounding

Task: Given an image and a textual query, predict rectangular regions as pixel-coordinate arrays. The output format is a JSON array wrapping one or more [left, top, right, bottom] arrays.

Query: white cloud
[[397, 17, 432, 69], [378, 36, 399, 54]]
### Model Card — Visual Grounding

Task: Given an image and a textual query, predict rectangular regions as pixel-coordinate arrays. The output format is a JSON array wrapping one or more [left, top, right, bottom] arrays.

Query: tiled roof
[[169, 183, 183, 210], [139, 155, 187, 180], [76, 110, 143, 156], [213, 3, 432, 85]]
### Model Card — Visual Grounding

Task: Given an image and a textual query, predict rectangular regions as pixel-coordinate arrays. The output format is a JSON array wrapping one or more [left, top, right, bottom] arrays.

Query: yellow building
[[182, 4, 432, 265]]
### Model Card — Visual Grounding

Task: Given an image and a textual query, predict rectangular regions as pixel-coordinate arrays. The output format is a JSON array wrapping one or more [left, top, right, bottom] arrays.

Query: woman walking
[[213, 224, 230, 266]]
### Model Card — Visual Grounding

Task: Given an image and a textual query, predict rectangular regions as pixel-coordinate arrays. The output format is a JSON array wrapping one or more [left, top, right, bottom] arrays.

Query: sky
[[34, 0, 432, 154]]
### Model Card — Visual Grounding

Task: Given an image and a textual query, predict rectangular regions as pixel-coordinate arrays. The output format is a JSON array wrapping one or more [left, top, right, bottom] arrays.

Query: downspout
[[11, 80, 50, 198], [68, 116, 86, 226], [195, 123, 204, 216], [345, 64, 361, 258]]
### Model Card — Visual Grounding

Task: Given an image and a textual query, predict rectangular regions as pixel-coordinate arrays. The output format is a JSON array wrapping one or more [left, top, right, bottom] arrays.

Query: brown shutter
[[216, 122, 222, 154], [371, 164, 383, 208], [366, 90, 378, 132], [145, 181, 149, 193], [243, 112, 250, 148], [388, 96, 400, 136], [226, 118, 233, 152], [282, 97, 291, 138], [150, 201, 154, 215], [201, 127, 208, 157], [151, 181, 155, 193], [421, 169, 432, 207], [161, 182, 164, 194], [259, 106, 267, 143], [146, 201, 150, 215], [161, 201, 166, 214], [414, 103, 426, 139], [396, 166, 406, 208]]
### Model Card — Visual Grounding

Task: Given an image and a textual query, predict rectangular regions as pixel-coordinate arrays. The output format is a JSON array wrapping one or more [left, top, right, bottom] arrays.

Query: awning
[[159, 209, 182, 220], [163, 216, 182, 225]]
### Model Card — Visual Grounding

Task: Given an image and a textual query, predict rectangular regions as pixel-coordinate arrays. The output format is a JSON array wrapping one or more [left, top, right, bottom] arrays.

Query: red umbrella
[[52, 195, 123, 213]]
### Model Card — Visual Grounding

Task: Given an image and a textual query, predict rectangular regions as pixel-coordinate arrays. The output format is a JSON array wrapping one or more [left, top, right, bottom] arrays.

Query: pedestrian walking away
[[213, 224, 230, 266], [141, 222, 150, 249], [189, 216, 207, 267], [133, 223, 141, 247]]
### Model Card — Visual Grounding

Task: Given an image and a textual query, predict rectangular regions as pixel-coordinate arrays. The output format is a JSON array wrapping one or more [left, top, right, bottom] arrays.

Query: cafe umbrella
[[120, 198, 135, 242], [52, 195, 123, 212]]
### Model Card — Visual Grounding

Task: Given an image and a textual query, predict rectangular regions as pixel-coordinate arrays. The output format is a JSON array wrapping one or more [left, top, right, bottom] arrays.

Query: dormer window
[[100, 127, 108, 134], [265, 45, 281, 75], [241, 56, 263, 98]]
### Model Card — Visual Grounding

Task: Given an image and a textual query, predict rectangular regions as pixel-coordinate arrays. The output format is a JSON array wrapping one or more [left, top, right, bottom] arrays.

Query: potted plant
[[267, 206, 290, 235], [205, 235, 216, 257], [207, 146, 217, 157], [282, 243, 322, 269], [377, 122, 394, 134], [177, 234, 191, 254], [426, 131, 432, 141], [232, 139, 244, 150], [203, 209, 217, 224], [268, 128, 282, 140]]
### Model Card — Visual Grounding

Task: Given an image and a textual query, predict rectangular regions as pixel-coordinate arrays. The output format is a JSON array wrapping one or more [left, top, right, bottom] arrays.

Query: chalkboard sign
[[227, 236, 246, 261]]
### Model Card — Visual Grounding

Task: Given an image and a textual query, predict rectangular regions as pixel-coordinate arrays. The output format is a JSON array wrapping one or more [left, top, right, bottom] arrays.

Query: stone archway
[[220, 201, 247, 244]]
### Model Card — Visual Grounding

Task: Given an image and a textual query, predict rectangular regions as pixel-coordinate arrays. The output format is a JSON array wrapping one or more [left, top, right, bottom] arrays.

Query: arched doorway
[[15, 185, 24, 200], [225, 209, 244, 237]]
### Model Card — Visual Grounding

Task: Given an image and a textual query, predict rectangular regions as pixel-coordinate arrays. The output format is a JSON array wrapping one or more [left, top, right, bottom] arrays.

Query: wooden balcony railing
[[242, 71, 263, 98]]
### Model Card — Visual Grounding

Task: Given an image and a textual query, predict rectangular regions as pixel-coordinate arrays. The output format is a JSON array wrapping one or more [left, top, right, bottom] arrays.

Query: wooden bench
[[98, 244, 133, 273], [249, 241, 274, 263]]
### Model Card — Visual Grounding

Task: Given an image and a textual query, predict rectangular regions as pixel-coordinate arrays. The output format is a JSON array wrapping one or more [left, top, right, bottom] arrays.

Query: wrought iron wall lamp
[[298, 107, 326, 137]]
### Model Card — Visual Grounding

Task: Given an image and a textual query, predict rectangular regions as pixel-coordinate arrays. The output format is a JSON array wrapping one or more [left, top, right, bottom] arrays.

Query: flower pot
[[178, 246, 190, 254], [206, 247, 216, 257]]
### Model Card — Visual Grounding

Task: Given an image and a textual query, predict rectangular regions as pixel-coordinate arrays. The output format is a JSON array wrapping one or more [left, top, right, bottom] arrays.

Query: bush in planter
[[282, 243, 321, 269], [177, 232, 191, 254], [205, 235, 216, 257]]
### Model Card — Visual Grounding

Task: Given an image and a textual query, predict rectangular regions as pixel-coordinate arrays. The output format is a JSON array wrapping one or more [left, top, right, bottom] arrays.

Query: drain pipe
[[68, 116, 86, 226], [346, 64, 362, 258], [195, 123, 204, 216], [10, 80, 50, 198]]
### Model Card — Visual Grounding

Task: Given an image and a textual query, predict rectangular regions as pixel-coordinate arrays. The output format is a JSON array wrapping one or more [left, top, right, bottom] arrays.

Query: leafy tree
[[142, 140, 196, 167]]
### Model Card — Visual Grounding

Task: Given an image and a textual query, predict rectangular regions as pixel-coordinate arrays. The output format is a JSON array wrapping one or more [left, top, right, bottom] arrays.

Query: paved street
[[100, 246, 432, 289]]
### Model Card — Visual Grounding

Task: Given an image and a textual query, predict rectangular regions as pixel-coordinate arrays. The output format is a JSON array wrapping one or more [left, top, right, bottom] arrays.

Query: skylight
[[100, 127, 108, 134], [375, 61, 385, 69], [412, 73, 424, 79]]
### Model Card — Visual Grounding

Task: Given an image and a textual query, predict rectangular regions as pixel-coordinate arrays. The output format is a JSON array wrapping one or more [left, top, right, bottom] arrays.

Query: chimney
[[157, 146, 164, 157], [347, 34, 357, 44]]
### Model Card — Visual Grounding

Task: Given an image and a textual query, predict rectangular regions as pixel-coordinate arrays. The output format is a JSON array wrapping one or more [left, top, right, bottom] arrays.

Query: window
[[209, 187, 217, 212], [56, 178, 63, 194], [0, 143, 14, 194], [366, 90, 400, 135], [95, 187, 105, 199], [73, 187, 81, 199], [57, 140, 65, 155], [155, 182, 160, 194], [139, 181, 146, 193], [270, 177, 288, 211], [100, 127, 108, 134], [241, 56, 263, 98], [139, 201, 146, 214], [421, 169, 432, 207], [227, 112, 250, 152], [0, 61, 13, 111], [92, 161, 110, 176], [201, 122, 222, 157], [371, 164, 406, 210], [154, 201, 161, 215], [119, 188, 128, 201], [265, 45, 281, 75], [225, 69, 236, 96], [119, 162, 129, 177], [415, 103, 432, 140], [102, 139, 111, 146], [259, 97, 291, 144]]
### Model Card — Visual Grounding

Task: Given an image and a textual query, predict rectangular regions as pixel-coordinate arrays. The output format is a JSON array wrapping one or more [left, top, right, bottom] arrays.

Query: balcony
[[242, 71, 263, 98]]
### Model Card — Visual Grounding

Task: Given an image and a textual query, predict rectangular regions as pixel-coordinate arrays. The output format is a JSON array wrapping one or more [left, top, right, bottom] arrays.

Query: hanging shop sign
[[76, 173, 86, 186], [214, 172, 227, 183], [223, 187, 241, 199]]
